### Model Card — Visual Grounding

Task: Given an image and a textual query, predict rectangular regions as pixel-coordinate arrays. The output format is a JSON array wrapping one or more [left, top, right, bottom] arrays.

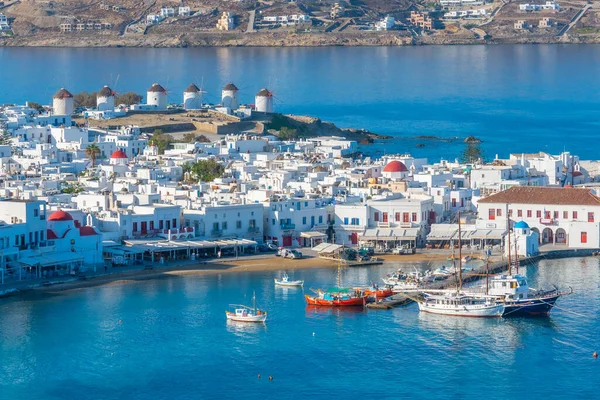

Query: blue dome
[[514, 221, 529, 229]]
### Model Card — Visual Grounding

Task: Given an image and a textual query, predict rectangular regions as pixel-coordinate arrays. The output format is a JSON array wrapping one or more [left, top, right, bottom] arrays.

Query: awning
[[360, 228, 419, 241], [427, 224, 458, 241], [312, 243, 342, 253], [300, 231, 327, 239], [470, 229, 506, 240], [19, 253, 84, 267]]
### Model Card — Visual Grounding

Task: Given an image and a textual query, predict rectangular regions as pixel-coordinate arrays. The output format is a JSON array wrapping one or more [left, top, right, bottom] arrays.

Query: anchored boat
[[274, 273, 304, 287], [305, 288, 367, 307], [225, 292, 267, 323]]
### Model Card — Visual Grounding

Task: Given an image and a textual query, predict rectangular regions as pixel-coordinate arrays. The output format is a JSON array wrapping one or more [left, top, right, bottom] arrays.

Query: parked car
[[277, 248, 303, 259], [266, 243, 278, 251]]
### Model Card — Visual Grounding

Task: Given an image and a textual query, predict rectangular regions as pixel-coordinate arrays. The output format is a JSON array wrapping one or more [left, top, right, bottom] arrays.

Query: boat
[[418, 292, 505, 317], [418, 211, 505, 318], [305, 256, 368, 307], [225, 292, 267, 323], [486, 273, 569, 317], [366, 294, 413, 309], [305, 288, 367, 307], [362, 284, 394, 298], [274, 273, 303, 287], [462, 255, 472, 263]]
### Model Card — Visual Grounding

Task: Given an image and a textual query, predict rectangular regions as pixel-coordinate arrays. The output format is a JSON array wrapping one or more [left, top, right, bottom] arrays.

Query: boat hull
[[274, 279, 304, 287], [502, 294, 561, 317], [225, 312, 267, 323], [364, 288, 394, 298], [418, 302, 504, 318], [304, 294, 367, 307]]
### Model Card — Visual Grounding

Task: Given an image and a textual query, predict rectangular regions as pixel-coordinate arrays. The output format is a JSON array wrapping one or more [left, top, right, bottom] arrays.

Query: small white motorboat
[[225, 292, 267, 323], [274, 273, 304, 287]]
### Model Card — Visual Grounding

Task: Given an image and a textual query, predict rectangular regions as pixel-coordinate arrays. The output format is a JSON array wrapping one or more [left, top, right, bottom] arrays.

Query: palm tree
[[85, 144, 101, 168]]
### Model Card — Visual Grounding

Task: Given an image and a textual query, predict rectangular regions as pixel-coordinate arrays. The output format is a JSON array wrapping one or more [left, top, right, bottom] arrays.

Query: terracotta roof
[[383, 160, 408, 173], [256, 88, 272, 97], [184, 83, 200, 93], [478, 186, 600, 206], [223, 83, 238, 91], [98, 86, 115, 97], [148, 83, 166, 93], [53, 88, 73, 99], [48, 210, 74, 221]]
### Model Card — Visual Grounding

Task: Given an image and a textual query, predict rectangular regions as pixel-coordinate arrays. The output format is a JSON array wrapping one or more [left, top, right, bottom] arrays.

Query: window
[[213, 222, 219, 231], [527, 210, 532, 218], [554, 211, 559, 219], [395, 212, 400, 222], [581, 232, 588, 244], [222, 222, 228, 230], [508, 209, 513, 217], [249, 219, 256, 229], [489, 209, 495, 221], [133, 222, 138, 232], [573, 211, 578, 219], [382, 213, 388, 223], [150, 221, 155, 230], [403, 213, 410, 223], [159, 220, 164, 229], [518, 210, 523, 217], [589, 213, 595, 222], [302, 217, 307, 224], [34, 209, 38, 217], [311, 216, 315, 226], [272, 219, 275, 226], [452, 199, 456, 207], [344, 217, 349, 225], [544, 211, 551, 219], [563, 211, 568, 219], [496, 209, 502, 217], [412, 213, 417, 222], [305, 201, 308, 207], [319, 216, 323, 224], [374, 212, 379, 222], [536, 210, 542, 218], [172, 218, 177, 228], [236, 220, 242, 229]]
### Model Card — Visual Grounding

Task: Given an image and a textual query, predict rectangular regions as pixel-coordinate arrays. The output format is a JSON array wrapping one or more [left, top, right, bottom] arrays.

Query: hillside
[[1, 0, 599, 46]]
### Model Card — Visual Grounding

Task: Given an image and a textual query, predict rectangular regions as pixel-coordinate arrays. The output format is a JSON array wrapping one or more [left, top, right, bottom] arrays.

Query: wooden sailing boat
[[418, 212, 505, 318], [305, 251, 367, 307], [225, 291, 267, 323]]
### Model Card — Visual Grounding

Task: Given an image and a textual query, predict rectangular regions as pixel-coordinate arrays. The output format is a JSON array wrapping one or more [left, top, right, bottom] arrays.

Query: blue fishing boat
[[487, 274, 569, 317]]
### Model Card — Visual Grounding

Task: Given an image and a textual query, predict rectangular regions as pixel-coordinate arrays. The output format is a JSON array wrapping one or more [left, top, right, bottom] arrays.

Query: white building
[[375, 16, 395, 31], [183, 83, 202, 110], [96, 85, 115, 112], [0, 13, 10, 30], [183, 203, 264, 242], [221, 83, 239, 110], [255, 88, 273, 113], [477, 186, 600, 248], [53, 88, 74, 116], [216, 12, 235, 31], [147, 14, 162, 24], [146, 83, 167, 110], [160, 7, 175, 18], [179, 7, 191, 16]]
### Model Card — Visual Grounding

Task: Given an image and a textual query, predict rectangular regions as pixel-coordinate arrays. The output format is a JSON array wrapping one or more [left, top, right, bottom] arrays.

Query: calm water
[[2, 45, 600, 160], [0, 257, 598, 399]]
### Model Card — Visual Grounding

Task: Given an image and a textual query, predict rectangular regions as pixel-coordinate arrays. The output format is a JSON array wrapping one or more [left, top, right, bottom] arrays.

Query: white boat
[[274, 273, 303, 287], [418, 292, 504, 318], [462, 255, 472, 263], [418, 211, 504, 318], [225, 292, 267, 323]]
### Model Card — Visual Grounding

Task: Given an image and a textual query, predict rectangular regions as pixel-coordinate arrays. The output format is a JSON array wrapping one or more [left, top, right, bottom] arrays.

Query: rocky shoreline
[[1, 30, 597, 48]]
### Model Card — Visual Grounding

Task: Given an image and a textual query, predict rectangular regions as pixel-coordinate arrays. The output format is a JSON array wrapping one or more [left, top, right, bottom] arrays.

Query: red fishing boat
[[362, 285, 394, 299], [304, 288, 367, 307]]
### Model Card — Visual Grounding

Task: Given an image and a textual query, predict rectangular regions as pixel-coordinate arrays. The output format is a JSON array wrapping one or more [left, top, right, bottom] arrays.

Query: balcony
[[248, 227, 260, 233], [158, 227, 195, 241], [210, 229, 223, 237], [281, 223, 295, 230]]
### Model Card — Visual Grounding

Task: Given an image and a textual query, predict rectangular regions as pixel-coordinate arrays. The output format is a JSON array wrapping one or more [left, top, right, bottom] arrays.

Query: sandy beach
[[3, 252, 461, 297]]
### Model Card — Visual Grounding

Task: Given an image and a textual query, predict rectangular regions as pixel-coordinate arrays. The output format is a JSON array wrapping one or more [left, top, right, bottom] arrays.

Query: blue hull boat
[[502, 293, 561, 317]]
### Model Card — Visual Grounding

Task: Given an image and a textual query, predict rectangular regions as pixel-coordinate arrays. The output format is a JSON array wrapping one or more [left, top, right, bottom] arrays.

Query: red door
[[351, 233, 358, 245], [283, 236, 292, 247]]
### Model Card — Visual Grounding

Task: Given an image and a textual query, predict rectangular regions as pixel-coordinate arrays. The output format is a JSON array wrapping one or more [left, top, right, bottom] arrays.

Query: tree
[[115, 92, 142, 106], [27, 102, 45, 113], [184, 159, 225, 183], [182, 133, 198, 143], [85, 144, 101, 168], [149, 130, 173, 154], [460, 142, 485, 164], [74, 92, 97, 109], [278, 127, 298, 140]]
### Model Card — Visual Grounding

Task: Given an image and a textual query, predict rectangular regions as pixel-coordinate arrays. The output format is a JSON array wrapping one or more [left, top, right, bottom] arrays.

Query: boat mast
[[337, 253, 342, 288], [506, 204, 512, 276], [253, 291, 256, 313], [514, 232, 519, 274], [485, 249, 489, 296], [458, 211, 462, 292]]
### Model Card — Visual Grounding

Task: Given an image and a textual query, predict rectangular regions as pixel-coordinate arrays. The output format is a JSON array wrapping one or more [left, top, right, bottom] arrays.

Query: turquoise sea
[[2, 45, 600, 160], [0, 257, 598, 399]]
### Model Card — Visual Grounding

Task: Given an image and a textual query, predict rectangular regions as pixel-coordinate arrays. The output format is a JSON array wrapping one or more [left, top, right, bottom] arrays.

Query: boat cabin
[[424, 294, 491, 307], [488, 275, 529, 300]]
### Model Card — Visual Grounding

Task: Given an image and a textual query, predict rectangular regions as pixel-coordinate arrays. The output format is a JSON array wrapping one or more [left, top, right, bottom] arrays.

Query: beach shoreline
[[0, 252, 457, 298]]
